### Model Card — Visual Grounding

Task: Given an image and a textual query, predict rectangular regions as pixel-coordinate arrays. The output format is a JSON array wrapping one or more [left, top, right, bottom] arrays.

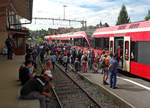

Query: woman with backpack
[[102, 54, 109, 85]]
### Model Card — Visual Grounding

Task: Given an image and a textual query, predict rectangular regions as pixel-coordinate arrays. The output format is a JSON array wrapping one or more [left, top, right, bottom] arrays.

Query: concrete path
[[79, 72, 150, 108], [0, 55, 24, 108]]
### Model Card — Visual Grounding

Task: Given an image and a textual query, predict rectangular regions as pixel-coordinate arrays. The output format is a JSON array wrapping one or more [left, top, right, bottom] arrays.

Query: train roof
[[45, 31, 87, 38], [45, 31, 91, 47], [92, 20, 150, 37]]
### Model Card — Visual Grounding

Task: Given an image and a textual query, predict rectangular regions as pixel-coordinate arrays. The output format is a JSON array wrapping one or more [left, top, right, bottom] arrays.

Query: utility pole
[[63, 5, 67, 20]]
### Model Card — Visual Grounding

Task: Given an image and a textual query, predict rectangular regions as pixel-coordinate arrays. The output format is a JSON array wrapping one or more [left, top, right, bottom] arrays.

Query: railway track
[[51, 64, 101, 108], [54, 63, 120, 108], [37, 55, 118, 108], [37, 56, 101, 108]]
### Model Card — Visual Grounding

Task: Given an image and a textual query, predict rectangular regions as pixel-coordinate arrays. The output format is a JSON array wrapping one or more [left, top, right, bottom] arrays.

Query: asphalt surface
[[79, 72, 150, 108], [0, 55, 24, 108]]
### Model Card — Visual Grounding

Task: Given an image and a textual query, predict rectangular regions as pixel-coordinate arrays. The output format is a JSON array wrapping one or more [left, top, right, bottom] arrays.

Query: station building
[[0, 0, 33, 55]]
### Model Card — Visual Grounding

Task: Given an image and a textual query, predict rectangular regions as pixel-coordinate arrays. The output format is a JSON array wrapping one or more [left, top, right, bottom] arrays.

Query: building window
[[16, 38, 24, 48]]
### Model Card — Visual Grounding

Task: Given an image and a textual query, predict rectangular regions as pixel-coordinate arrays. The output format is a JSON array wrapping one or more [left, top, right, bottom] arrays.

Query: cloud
[[24, 0, 150, 30]]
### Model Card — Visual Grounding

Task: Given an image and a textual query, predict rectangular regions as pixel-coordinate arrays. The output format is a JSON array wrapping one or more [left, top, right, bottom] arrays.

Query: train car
[[45, 34, 70, 43], [45, 31, 91, 50], [92, 20, 150, 79]]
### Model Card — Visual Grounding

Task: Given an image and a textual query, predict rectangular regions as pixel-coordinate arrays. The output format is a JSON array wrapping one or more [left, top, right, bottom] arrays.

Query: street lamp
[[63, 5, 67, 20]]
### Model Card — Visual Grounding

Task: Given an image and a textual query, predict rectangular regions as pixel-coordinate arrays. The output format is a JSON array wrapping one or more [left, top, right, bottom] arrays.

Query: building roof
[[12, 0, 33, 20], [0, 0, 33, 21]]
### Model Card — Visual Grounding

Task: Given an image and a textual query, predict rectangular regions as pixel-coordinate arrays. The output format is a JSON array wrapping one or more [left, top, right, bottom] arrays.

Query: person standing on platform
[[5, 35, 14, 60], [115, 46, 123, 67], [109, 55, 119, 89], [74, 58, 80, 72], [51, 52, 56, 70], [81, 53, 88, 72], [103, 54, 109, 85], [63, 54, 68, 71]]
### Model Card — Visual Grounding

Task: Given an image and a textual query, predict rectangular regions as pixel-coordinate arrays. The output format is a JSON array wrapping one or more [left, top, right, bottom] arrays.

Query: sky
[[25, 0, 150, 30]]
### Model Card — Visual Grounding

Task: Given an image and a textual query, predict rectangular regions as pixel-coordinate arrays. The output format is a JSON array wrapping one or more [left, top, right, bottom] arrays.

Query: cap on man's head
[[104, 54, 107, 57], [44, 70, 52, 78]]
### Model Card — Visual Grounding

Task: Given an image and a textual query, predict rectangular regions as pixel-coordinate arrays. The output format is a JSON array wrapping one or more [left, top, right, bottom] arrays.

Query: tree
[[104, 22, 109, 27], [100, 21, 103, 27], [116, 5, 130, 25], [145, 10, 150, 21]]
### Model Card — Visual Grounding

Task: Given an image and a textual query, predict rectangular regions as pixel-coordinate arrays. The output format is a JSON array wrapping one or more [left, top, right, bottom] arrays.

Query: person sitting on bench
[[20, 71, 52, 108]]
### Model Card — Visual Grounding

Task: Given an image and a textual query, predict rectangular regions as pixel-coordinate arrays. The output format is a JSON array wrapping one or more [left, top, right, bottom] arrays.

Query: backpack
[[105, 58, 109, 66], [84, 56, 87, 61], [19, 64, 25, 80]]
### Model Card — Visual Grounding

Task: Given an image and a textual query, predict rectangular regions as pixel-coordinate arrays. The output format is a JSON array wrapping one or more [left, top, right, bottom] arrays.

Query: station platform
[[0, 55, 24, 108], [78, 72, 150, 108]]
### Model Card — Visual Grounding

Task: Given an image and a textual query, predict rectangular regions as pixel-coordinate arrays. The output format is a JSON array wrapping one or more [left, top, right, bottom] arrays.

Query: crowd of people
[[19, 43, 53, 108], [18, 41, 119, 108], [37, 41, 119, 88]]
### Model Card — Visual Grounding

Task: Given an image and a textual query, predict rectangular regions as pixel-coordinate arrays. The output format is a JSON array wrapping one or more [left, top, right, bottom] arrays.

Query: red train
[[45, 20, 150, 80], [45, 31, 91, 50]]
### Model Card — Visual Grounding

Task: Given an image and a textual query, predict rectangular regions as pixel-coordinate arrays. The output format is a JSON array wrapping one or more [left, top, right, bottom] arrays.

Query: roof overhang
[[12, 0, 33, 21], [7, 28, 29, 36], [0, 0, 33, 21]]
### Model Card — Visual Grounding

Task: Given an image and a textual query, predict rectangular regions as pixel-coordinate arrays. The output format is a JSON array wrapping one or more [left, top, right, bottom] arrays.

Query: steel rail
[[56, 63, 102, 108], [37, 54, 64, 108]]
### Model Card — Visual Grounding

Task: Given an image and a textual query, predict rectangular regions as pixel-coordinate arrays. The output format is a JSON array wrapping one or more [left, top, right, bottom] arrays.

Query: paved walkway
[[0, 55, 24, 108], [79, 72, 150, 108]]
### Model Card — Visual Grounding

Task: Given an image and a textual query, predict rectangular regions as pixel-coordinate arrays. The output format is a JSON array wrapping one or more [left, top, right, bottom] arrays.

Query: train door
[[70, 38, 73, 45], [109, 37, 114, 54], [114, 37, 124, 68], [123, 37, 130, 72]]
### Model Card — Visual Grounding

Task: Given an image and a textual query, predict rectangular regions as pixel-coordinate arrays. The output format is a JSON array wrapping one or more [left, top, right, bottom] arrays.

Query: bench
[[17, 87, 40, 108], [17, 99, 40, 108]]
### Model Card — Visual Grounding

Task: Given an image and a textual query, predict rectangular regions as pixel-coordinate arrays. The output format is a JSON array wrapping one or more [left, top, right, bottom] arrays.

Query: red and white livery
[[92, 20, 150, 79], [45, 31, 91, 48]]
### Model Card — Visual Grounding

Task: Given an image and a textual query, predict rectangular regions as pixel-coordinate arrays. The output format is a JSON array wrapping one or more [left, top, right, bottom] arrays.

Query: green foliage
[[104, 23, 109, 27], [145, 10, 150, 21], [116, 5, 130, 25], [29, 29, 49, 38], [35, 37, 42, 42]]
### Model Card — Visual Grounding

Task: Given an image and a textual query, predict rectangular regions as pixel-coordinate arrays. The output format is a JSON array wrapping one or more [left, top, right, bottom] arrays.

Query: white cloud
[[24, 0, 150, 30]]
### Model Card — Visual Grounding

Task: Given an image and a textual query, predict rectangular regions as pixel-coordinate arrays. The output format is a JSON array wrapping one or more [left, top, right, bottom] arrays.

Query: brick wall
[[0, 8, 7, 53]]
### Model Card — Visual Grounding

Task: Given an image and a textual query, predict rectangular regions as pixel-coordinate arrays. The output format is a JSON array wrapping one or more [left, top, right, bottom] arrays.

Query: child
[[93, 61, 98, 73], [74, 58, 80, 72]]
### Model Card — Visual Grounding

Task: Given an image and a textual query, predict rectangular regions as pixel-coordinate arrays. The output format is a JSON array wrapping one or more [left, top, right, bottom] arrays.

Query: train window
[[125, 41, 129, 60], [82, 38, 89, 47], [95, 37, 109, 50], [130, 42, 138, 62], [74, 38, 88, 47], [89, 39, 95, 48], [110, 41, 114, 53], [104, 38, 109, 49], [74, 38, 80, 46], [137, 41, 150, 65]]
